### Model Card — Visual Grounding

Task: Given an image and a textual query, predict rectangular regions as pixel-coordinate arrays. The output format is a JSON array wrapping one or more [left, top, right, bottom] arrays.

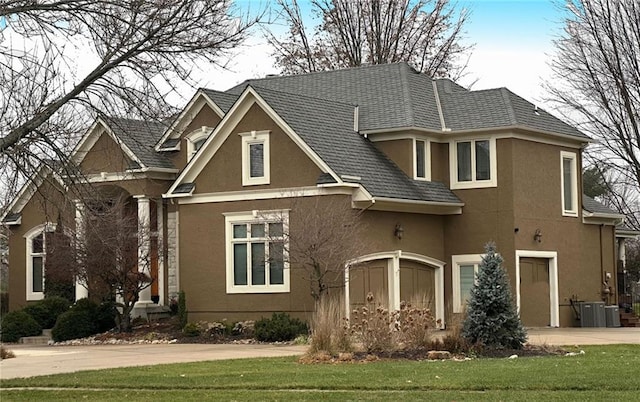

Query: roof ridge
[[499, 88, 518, 125], [398, 63, 416, 127]]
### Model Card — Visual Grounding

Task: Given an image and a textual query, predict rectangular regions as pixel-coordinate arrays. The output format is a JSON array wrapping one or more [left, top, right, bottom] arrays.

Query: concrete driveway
[[1, 327, 638, 380]]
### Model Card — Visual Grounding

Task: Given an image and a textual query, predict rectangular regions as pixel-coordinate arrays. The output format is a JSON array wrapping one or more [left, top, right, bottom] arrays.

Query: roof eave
[[354, 196, 464, 215]]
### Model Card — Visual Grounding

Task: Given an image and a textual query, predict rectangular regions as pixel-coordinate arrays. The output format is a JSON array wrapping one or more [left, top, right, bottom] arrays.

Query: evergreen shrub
[[23, 296, 71, 329], [1, 310, 42, 342], [52, 309, 94, 342], [178, 290, 187, 329], [462, 242, 527, 349], [254, 312, 308, 342]]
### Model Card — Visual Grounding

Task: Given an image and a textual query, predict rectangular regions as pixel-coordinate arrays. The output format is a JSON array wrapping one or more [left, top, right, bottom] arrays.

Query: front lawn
[[1, 345, 639, 401]]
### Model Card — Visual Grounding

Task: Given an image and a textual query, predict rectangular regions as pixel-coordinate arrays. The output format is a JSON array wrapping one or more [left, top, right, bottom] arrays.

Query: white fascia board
[[582, 211, 625, 226], [172, 186, 353, 204], [70, 120, 103, 165], [166, 86, 342, 196], [1, 165, 53, 219], [155, 91, 226, 151], [373, 196, 464, 208]]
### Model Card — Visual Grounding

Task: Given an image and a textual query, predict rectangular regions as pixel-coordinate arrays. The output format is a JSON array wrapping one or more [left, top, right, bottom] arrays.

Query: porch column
[[135, 195, 152, 305], [74, 200, 88, 301], [156, 200, 164, 305]]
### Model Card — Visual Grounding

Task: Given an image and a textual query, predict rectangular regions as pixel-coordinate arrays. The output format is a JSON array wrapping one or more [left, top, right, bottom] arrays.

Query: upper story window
[[451, 254, 483, 313], [414, 139, 430, 180], [224, 210, 289, 294], [186, 126, 212, 162], [450, 137, 497, 189], [560, 151, 578, 216], [239, 131, 270, 186]]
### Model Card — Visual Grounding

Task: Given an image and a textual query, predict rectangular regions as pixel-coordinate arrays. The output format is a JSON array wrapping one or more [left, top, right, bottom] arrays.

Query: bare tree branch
[[546, 0, 640, 229], [264, 0, 472, 78]]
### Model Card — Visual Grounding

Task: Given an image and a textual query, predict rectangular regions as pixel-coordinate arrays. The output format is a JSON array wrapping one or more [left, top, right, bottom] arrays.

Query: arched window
[[186, 127, 212, 162], [25, 224, 54, 300]]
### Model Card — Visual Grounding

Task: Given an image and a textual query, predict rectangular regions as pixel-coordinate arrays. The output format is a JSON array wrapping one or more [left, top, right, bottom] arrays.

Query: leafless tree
[[74, 195, 155, 332], [0, 0, 259, 213], [44, 194, 155, 332], [268, 196, 366, 302], [547, 0, 640, 229], [265, 0, 472, 77]]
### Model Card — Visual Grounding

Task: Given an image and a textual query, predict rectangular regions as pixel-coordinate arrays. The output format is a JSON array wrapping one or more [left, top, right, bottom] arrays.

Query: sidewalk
[[1, 328, 638, 380]]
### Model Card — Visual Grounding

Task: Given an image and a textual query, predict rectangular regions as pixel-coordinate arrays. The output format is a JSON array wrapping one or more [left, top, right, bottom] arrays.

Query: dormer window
[[186, 126, 212, 162], [414, 139, 430, 180], [240, 130, 270, 186], [450, 137, 497, 189]]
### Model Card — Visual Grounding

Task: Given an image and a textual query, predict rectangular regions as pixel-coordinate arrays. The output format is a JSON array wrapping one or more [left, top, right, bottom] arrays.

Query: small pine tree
[[462, 242, 527, 349]]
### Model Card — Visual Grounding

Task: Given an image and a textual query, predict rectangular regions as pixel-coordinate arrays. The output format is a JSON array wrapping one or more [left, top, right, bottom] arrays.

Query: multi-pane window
[[415, 139, 429, 180], [561, 151, 578, 216], [457, 140, 490, 182], [25, 225, 55, 300], [452, 255, 483, 313], [225, 211, 289, 293], [240, 131, 270, 185], [30, 233, 45, 294]]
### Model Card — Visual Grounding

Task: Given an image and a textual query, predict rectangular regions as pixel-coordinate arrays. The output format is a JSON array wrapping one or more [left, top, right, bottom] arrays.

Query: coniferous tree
[[462, 242, 527, 349]]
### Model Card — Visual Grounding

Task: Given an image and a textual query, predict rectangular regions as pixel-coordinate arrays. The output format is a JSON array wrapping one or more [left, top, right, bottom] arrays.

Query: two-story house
[[3, 63, 629, 327]]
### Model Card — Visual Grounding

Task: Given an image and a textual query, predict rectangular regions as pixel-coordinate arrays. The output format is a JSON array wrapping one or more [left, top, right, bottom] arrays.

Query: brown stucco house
[[3, 62, 635, 327]]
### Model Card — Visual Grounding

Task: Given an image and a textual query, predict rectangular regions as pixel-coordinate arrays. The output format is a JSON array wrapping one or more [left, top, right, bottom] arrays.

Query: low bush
[[1, 310, 42, 342], [255, 312, 308, 342], [182, 322, 201, 337], [50, 298, 117, 342], [1, 346, 15, 359], [23, 296, 71, 329], [94, 301, 117, 333], [52, 309, 94, 342]]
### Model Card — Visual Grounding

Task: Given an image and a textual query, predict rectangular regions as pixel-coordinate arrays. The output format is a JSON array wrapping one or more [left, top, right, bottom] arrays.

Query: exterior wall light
[[394, 223, 404, 240], [534, 229, 542, 243]]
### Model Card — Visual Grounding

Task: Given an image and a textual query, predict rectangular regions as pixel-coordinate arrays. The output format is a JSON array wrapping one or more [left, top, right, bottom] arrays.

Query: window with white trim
[[225, 210, 289, 293], [450, 138, 497, 189], [25, 224, 54, 301], [560, 151, 578, 216], [414, 139, 430, 180], [240, 131, 270, 186], [186, 127, 211, 162], [451, 254, 483, 313]]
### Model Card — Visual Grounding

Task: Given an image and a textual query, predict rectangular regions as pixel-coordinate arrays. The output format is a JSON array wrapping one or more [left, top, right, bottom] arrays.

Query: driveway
[[1, 327, 639, 380]]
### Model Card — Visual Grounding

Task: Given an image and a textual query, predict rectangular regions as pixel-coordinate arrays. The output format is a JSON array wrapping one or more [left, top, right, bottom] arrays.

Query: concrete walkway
[[1, 328, 638, 380], [0, 343, 307, 380]]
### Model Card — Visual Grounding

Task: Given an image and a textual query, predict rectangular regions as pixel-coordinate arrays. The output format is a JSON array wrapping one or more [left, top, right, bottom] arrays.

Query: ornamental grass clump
[[309, 296, 351, 355], [462, 242, 527, 349]]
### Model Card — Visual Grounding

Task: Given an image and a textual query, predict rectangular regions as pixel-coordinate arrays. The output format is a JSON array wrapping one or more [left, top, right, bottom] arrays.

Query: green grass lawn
[[2, 345, 639, 401]]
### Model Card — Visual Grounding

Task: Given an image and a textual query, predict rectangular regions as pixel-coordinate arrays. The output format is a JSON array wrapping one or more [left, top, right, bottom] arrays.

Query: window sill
[[226, 285, 290, 294]]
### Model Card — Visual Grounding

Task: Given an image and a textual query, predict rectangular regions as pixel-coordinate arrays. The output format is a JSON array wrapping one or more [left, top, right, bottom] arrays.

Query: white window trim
[[413, 138, 431, 181], [239, 130, 270, 186], [224, 210, 289, 294], [451, 254, 484, 313], [24, 223, 55, 301], [185, 126, 212, 162], [449, 137, 497, 189], [560, 151, 578, 217]]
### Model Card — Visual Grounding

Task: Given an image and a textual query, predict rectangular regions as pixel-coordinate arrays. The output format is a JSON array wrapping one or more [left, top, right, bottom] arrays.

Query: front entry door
[[520, 258, 550, 327]]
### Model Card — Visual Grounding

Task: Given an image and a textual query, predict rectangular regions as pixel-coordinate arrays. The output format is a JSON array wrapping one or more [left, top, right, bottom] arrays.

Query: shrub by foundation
[[52, 309, 94, 342], [0, 310, 42, 342], [309, 296, 351, 355], [255, 312, 308, 342], [23, 296, 71, 329]]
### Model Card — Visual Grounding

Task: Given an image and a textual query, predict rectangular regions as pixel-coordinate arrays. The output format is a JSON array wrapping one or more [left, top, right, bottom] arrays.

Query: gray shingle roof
[[582, 195, 623, 216], [103, 117, 175, 170], [227, 62, 588, 140], [228, 63, 442, 132], [253, 86, 461, 203], [200, 89, 239, 114], [435, 82, 589, 139]]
